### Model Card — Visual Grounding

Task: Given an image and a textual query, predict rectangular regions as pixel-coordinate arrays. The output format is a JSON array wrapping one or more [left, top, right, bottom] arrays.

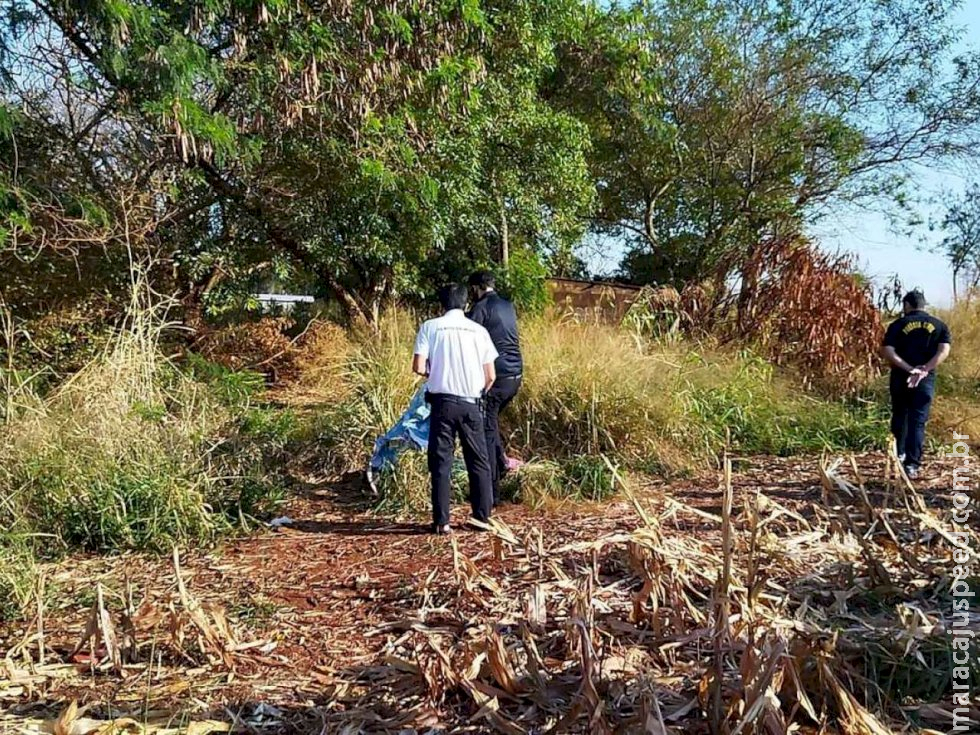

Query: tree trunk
[[644, 196, 656, 247], [499, 195, 509, 267], [321, 276, 372, 329], [370, 265, 394, 324], [736, 241, 766, 336], [736, 266, 759, 335], [181, 263, 226, 339]]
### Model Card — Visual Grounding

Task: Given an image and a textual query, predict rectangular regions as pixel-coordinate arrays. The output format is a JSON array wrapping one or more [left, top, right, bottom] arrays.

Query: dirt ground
[[1, 453, 976, 734]]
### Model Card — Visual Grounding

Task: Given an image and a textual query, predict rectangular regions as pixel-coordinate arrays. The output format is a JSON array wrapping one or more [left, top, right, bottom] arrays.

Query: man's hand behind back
[[907, 367, 927, 388]]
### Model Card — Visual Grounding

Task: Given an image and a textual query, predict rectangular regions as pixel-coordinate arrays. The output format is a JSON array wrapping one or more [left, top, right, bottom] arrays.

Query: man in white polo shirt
[[413, 284, 498, 534]]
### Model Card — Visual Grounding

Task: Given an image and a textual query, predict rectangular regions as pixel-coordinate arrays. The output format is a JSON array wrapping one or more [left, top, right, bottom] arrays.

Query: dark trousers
[[483, 376, 521, 502], [427, 395, 493, 526], [890, 372, 935, 468]]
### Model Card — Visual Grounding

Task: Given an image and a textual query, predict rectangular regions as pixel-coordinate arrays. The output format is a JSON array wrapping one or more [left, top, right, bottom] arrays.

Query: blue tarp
[[369, 384, 430, 472]]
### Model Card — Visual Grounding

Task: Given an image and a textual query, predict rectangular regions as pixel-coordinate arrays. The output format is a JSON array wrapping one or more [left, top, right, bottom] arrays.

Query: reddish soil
[[0, 453, 969, 732]]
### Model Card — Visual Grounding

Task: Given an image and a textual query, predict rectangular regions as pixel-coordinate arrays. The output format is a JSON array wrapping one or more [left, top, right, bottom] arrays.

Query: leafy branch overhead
[[1, 0, 979, 321]]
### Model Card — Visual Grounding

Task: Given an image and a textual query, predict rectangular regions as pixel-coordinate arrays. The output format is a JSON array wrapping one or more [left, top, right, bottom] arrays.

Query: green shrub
[[681, 355, 888, 455], [183, 352, 265, 409], [496, 247, 552, 315], [564, 456, 618, 501], [241, 406, 301, 446]]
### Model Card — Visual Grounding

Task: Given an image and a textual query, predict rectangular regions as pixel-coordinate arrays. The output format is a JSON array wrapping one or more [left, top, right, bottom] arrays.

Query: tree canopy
[[2, 0, 978, 323], [552, 0, 980, 289]]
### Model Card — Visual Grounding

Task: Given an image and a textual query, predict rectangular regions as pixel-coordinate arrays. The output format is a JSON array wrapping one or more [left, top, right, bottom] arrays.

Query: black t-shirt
[[883, 310, 951, 377], [468, 292, 523, 378]]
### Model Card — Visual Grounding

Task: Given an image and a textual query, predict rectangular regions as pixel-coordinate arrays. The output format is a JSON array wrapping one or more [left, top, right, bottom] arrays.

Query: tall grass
[[312, 311, 423, 476], [942, 294, 980, 382], [310, 311, 888, 514], [511, 318, 886, 464], [511, 319, 690, 468], [0, 297, 283, 618], [935, 295, 980, 443]]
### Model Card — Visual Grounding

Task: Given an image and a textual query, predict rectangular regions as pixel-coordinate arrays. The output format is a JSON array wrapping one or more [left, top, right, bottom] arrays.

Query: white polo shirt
[[414, 309, 498, 398]]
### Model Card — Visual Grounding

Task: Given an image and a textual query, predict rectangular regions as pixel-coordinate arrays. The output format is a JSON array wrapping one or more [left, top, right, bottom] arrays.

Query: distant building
[[547, 277, 644, 321]]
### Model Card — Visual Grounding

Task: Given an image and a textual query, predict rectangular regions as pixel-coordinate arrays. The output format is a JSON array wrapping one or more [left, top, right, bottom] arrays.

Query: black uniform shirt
[[468, 291, 523, 378], [882, 310, 952, 378]]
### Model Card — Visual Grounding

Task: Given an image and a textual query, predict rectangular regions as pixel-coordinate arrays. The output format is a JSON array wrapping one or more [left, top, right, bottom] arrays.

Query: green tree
[[939, 184, 980, 299], [551, 0, 980, 296], [2, 0, 593, 325]]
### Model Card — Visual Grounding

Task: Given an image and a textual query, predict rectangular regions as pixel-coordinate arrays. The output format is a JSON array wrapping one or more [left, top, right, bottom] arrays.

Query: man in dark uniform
[[413, 284, 498, 534], [881, 290, 952, 479], [467, 271, 523, 504]]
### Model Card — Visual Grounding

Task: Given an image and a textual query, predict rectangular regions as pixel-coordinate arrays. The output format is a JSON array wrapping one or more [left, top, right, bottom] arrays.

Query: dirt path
[[1, 454, 971, 733]]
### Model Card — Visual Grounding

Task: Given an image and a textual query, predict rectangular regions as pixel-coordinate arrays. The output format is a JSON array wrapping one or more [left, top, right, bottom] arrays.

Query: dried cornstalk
[[709, 457, 736, 734]]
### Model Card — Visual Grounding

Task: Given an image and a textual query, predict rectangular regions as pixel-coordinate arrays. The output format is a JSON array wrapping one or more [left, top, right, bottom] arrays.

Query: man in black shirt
[[881, 290, 952, 479], [467, 271, 523, 504]]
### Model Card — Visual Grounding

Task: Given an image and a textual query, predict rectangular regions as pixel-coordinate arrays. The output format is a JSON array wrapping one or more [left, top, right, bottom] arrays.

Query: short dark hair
[[468, 270, 496, 290], [903, 289, 927, 310], [438, 283, 468, 311]]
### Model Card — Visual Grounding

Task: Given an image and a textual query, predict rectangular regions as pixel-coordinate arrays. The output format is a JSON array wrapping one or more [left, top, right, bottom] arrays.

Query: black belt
[[499, 374, 522, 381], [426, 392, 480, 405]]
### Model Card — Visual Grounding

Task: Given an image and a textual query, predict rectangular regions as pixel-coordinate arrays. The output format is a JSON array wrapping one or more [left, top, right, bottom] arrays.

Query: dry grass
[[296, 310, 887, 514], [511, 318, 690, 468], [0, 295, 283, 618], [2, 454, 973, 734], [942, 294, 980, 382], [354, 458, 977, 733], [511, 316, 885, 465], [933, 295, 980, 443]]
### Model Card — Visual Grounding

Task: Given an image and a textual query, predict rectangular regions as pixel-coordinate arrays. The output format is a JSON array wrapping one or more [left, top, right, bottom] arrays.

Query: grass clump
[[374, 452, 431, 515], [0, 536, 38, 621], [372, 454, 619, 516], [512, 319, 690, 468], [681, 353, 889, 456], [373, 453, 486, 517], [0, 305, 285, 577], [502, 457, 618, 509]]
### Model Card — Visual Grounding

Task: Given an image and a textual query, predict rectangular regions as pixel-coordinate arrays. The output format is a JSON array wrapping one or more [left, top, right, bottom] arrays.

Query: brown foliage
[[672, 239, 883, 394], [195, 317, 298, 382], [744, 241, 883, 393], [195, 318, 351, 386], [289, 320, 354, 402]]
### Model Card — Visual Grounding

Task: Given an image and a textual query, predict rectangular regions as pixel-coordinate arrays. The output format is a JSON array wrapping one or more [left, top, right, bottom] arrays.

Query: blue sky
[[817, 1, 980, 307]]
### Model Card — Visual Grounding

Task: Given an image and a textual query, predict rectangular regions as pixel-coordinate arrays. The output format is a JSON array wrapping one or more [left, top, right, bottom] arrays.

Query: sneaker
[[904, 465, 920, 480], [431, 523, 452, 535], [897, 453, 906, 463]]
